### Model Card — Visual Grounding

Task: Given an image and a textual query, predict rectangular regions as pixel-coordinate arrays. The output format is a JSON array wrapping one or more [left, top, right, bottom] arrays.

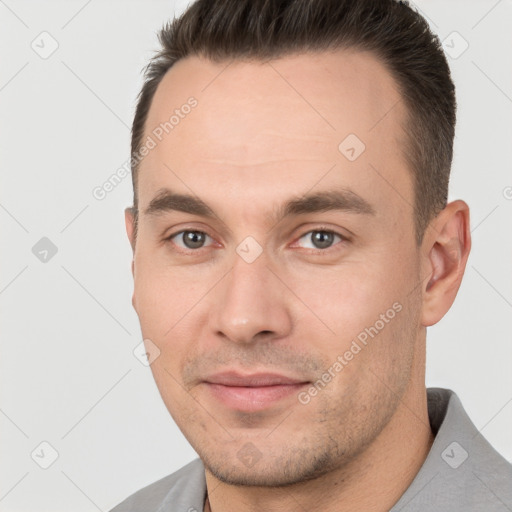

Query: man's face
[[127, 50, 426, 485]]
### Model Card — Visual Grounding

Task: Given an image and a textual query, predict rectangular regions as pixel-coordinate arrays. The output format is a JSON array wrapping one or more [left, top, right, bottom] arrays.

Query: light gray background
[[1, 0, 511, 510]]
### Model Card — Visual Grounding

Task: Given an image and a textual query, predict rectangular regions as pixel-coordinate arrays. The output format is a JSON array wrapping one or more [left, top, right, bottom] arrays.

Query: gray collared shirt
[[109, 388, 512, 511]]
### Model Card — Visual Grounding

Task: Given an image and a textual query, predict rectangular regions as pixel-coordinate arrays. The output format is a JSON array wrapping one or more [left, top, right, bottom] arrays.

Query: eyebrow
[[144, 187, 376, 225]]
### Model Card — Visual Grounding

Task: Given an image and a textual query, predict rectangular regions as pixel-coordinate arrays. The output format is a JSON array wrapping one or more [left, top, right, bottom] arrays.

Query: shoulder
[[108, 458, 206, 512], [392, 388, 512, 511]]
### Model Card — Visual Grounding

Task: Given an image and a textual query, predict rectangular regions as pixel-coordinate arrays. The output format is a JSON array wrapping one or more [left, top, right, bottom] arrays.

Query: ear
[[420, 200, 471, 327], [125, 207, 136, 278]]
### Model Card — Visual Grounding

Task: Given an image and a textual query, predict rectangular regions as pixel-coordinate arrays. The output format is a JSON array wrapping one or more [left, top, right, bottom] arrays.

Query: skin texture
[[125, 50, 471, 512]]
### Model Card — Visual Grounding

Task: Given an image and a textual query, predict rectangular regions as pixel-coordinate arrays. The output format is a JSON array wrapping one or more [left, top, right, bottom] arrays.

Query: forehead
[[139, 50, 412, 225]]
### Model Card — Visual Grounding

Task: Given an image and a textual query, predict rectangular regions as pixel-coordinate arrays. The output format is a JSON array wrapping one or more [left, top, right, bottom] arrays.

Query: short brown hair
[[131, 0, 456, 244]]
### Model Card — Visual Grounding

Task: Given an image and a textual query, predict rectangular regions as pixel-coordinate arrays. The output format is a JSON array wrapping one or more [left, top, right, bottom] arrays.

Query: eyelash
[[164, 227, 348, 255]]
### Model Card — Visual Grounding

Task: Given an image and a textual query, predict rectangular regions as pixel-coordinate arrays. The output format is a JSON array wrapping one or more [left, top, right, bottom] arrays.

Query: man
[[111, 0, 512, 510]]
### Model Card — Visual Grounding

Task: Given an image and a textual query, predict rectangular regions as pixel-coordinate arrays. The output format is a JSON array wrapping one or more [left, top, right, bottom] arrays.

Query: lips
[[204, 371, 308, 387], [202, 371, 309, 412]]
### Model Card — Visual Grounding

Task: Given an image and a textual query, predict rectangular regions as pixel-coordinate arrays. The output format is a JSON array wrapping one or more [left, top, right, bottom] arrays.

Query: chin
[[201, 444, 341, 488]]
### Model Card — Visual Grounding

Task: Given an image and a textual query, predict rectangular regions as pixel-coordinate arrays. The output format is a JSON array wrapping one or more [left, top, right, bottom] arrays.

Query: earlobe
[[421, 200, 471, 327]]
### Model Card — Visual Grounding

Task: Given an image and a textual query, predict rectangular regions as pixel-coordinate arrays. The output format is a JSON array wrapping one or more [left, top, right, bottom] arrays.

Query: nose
[[209, 253, 293, 345]]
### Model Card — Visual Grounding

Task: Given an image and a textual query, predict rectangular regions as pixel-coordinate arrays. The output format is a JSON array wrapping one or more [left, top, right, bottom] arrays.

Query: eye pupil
[[183, 231, 205, 249], [312, 231, 334, 249]]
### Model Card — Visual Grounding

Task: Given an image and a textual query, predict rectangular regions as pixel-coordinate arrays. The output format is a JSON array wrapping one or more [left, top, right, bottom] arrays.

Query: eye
[[168, 230, 214, 250], [295, 229, 344, 250]]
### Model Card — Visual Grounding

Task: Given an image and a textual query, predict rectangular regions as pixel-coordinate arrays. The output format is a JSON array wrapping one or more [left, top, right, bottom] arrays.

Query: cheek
[[132, 254, 221, 383], [133, 251, 209, 338], [133, 273, 174, 338], [285, 251, 421, 393], [289, 258, 412, 344], [292, 267, 420, 405]]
